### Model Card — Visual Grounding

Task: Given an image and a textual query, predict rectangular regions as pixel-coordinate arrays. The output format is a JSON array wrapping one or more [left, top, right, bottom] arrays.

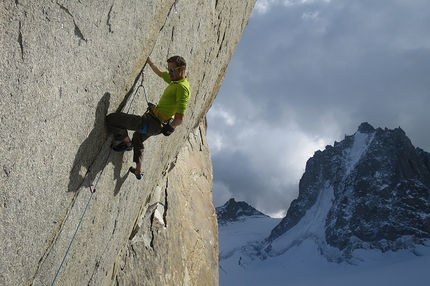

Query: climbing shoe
[[129, 167, 142, 180], [112, 142, 133, 152]]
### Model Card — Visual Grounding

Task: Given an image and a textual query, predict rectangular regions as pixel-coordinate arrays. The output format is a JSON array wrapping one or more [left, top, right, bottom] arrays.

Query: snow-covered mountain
[[217, 123, 430, 286], [265, 122, 430, 261], [216, 200, 281, 265], [216, 198, 269, 225]]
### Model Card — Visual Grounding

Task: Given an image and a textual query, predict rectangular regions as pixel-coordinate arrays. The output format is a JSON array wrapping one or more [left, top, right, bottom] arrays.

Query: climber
[[106, 55, 191, 180]]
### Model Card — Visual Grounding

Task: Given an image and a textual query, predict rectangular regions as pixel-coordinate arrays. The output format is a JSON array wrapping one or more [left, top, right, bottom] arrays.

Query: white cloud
[[207, 131, 224, 154], [301, 10, 319, 20], [253, 0, 278, 15], [253, 0, 316, 15], [207, 104, 236, 126], [239, 122, 332, 184]]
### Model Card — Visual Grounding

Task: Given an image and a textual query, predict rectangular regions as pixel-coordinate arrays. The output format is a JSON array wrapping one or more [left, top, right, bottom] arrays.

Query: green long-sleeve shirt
[[157, 71, 191, 118]]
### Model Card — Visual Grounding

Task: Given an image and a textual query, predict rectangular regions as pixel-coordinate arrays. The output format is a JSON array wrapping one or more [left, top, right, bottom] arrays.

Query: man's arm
[[146, 57, 163, 77], [161, 113, 184, 136], [170, 113, 184, 128]]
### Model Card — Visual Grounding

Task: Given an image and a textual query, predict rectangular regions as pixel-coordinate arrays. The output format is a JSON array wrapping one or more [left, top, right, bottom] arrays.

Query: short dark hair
[[167, 55, 186, 68]]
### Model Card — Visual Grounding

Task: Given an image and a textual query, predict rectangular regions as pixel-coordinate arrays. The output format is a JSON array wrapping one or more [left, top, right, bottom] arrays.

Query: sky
[[207, 0, 430, 217]]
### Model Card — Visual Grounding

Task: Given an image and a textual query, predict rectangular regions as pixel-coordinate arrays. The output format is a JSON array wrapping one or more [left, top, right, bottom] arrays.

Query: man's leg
[[130, 116, 161, 177], [132, 131, 149, 175], [135, 162, 142, 174], [106, 113, 143, 149]]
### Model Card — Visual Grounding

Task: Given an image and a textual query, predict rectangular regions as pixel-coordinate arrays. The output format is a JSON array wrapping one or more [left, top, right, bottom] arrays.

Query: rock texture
[[0, 0, 256, 285], [116, 120, 218, 286]]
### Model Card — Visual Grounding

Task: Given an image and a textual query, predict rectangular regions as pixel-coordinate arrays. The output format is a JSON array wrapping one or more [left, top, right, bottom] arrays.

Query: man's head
[[167, 55, 186, 81]]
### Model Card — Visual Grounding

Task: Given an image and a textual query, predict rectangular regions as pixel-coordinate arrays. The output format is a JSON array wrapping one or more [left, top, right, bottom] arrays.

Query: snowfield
[[219, 216, 430, 286]]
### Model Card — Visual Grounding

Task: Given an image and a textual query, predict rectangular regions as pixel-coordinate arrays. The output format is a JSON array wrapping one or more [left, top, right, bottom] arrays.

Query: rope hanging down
[[51, 70, 146, 286]]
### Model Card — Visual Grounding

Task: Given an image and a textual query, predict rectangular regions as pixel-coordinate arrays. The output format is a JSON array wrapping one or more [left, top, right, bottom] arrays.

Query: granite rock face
[[0, 0, 255, 285], [116, 120, 218, 286]]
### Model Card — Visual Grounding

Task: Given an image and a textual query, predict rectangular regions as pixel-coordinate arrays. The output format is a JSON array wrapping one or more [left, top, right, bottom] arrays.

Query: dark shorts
[[106, 112, 162, 163]]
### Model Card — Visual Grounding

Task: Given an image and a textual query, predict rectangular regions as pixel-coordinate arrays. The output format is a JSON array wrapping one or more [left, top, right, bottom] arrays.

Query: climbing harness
[[146, 104, 171, 124], [141, 104, 171, 134]]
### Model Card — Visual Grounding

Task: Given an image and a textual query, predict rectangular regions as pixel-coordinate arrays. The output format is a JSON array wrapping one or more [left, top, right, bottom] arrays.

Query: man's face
[[167, 62, 184, 81]]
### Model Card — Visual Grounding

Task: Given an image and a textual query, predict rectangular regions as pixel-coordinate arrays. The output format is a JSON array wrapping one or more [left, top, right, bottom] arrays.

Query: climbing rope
[[51, 171, 99, 285], [126, 71, 150, 113], [51, 69, 146, 285]]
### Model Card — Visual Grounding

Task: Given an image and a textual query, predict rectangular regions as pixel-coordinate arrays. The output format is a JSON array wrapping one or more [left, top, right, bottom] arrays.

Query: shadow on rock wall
[[68, 92, 130, 195]]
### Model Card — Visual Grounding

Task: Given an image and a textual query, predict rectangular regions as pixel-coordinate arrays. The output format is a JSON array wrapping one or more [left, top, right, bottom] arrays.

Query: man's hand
[[146, 57, 162, 77], [161, 120, 175, 136]]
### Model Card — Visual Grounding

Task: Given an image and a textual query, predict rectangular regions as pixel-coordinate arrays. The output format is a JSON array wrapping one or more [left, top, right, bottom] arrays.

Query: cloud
[[209, 113, 337, 217], [301, 10, 320, 20], [253, 0, 277, 15], [208, 0, 430, 216], [253, 0, 333, 16]]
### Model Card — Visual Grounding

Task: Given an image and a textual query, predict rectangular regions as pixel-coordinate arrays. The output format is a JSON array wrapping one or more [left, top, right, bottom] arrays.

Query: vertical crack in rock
[[150, 212, 156, 248], [18, 21, 24, 60], [57, 2, 87, 43], [107, 5, 114, 33], [57, 3, 73, 17], [217, 30, 226, 58], [164, 178, 169, 227], [171, 26, 175, 42], [129, 219, 140, 241], [112, 219, 117, 235], [74, 23, 87, 43], [3, 165, 11, 178]]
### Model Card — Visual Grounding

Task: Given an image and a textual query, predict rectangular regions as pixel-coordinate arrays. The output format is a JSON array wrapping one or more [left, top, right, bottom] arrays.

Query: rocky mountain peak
[[216, 198, 268, 224], [357, 122, 375, 134], [264, 123, 430, 261]]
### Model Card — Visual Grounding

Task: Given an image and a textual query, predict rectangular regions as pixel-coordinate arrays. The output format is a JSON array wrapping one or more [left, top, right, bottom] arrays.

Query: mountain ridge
[[216, 198, 269, 225], [219, 123, 430, 265], [264, 122, 430, 261]]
